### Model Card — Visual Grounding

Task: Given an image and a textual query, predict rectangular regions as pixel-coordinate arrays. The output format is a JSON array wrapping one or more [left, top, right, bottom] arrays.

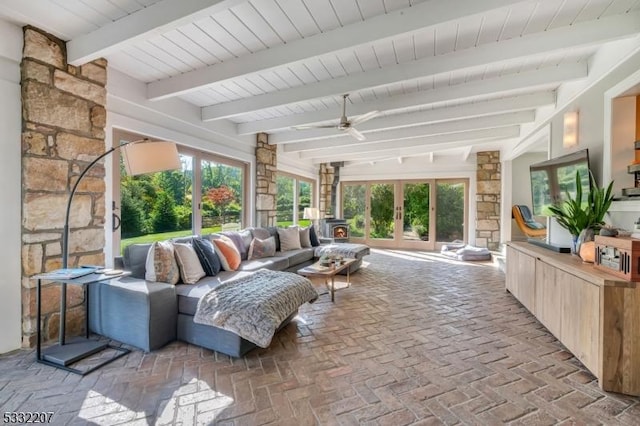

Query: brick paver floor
[[1, 249, 639, 425]]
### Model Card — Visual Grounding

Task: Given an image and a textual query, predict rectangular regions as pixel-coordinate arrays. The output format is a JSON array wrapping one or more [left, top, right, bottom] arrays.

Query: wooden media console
[[506, 241, 640, 396]]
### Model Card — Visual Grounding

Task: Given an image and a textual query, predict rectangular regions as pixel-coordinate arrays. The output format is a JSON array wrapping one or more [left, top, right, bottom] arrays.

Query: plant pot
[[576, 228, 596, 260]]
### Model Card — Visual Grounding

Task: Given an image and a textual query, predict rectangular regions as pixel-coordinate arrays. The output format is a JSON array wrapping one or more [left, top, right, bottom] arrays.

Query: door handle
[[112, 213, 121, 232]]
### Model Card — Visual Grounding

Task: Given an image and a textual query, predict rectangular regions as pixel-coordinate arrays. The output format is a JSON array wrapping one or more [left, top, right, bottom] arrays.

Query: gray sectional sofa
[[88, 226, 369, 357]]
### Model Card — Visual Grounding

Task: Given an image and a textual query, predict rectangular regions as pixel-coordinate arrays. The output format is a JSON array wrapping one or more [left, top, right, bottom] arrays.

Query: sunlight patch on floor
[[79, 379, 234, 425]]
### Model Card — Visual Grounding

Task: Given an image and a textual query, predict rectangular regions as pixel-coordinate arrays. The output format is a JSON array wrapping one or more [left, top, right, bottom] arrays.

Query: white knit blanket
[[314, 243, 369, 259], [194, 269, 318, 348]]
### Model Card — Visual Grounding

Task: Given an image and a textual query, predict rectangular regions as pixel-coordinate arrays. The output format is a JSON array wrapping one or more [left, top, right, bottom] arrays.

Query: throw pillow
[[220, 231, 247, 259], [278, 227, 302, 251], [248, 237, 276, 260], [309, 225, 320, 247], [173, 242, 206, 284], [192, 237, 221, 276], [299, 226, 312, 248], [145, 241, 180, 285], [211, 235, 241, 271], [250, 227, 271, 241]]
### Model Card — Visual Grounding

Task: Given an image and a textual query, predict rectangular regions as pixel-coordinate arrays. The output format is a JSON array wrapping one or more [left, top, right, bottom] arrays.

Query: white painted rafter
[[282, 111, 534, 152], [202, 12, 640, 121], [238, 64, 583, 134], [298, 126, 520, 160], [67, 0, 246, 65], [272, 93, 552, 144], [306, 136, 513, 164], [146, 0, 523, 100]]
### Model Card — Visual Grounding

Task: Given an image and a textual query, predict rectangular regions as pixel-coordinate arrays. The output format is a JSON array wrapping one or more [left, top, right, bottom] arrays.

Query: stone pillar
[[319, 163, 334, 218], [21, 27, 107, 346], [476, 151, 501, 250], [255, 133, 277, 227]]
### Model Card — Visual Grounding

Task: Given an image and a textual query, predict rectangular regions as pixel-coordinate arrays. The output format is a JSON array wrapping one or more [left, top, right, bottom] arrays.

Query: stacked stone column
[[319, 164, 335, 218], [475, 151, 501, 250], [255, 133, 277, 227], [21, 27, 107, 346]]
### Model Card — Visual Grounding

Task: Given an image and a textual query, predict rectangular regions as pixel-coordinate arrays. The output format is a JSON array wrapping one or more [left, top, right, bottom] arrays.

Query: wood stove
[[320, 218, 349, 243]]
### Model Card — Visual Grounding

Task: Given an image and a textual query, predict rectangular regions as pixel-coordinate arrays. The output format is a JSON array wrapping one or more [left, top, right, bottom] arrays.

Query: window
[[276, 173, 315, 227], [201, 159, 244, 233], [115, 131, 248, 252]]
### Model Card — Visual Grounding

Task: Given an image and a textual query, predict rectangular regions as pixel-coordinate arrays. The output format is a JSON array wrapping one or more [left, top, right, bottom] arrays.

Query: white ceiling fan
[[293, 94, 379, 141]]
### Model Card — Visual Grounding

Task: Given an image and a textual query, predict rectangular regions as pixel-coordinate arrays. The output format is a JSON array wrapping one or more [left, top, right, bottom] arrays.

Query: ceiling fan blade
[[346, 127, 366, 141], [292, 124, 336, 130], [350, 110, 379, 126]]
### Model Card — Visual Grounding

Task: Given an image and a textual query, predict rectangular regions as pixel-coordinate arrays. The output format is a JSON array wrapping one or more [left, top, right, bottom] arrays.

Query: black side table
[[31, 271, 131, 375]]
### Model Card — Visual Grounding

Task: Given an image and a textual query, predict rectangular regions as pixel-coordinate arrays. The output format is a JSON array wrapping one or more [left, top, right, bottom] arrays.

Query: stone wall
[[319, 163, 335, 218], [255, 133, 277, 227], [21, 27, 107, 346], [475, 151, 501, 250]]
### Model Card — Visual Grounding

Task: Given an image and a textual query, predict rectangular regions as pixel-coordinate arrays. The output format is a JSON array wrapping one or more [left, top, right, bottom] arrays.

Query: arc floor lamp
[[51, 138, 180, 368]]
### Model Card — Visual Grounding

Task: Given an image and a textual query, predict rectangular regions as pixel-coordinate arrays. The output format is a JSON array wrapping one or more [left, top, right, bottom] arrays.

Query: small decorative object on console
[[594, 235, 640, 281]]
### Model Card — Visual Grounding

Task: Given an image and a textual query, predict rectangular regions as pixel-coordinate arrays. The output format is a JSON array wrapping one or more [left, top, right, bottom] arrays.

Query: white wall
[[511, 152, 548, 207], [0, 18, 23, 353]]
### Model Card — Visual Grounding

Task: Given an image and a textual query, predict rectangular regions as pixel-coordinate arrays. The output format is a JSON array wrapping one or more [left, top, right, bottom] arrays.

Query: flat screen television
[[530, 149, 591, 216]]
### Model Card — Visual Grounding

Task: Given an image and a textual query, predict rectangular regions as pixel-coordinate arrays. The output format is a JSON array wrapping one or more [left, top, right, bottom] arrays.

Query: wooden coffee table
[[297, 258, 357, 302]]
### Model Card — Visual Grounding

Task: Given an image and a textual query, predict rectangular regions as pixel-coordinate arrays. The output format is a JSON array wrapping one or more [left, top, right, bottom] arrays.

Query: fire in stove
[[333, 225, 348, 239]]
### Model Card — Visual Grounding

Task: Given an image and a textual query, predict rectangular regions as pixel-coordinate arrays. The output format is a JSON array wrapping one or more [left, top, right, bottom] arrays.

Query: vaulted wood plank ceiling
[[3, 0, 640, 165]]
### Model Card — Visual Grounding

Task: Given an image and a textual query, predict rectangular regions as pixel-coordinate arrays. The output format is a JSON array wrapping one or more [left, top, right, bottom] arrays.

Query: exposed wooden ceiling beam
[[67, 0, 245, 66], [307, 136, 511, 164], [146, 0, 522, 100], [237, 64, 583, 134], [283, 111, 534, 152], [299, 126, 520, 160], [202, 12, 639, 121], [254, 91, 553, 140]]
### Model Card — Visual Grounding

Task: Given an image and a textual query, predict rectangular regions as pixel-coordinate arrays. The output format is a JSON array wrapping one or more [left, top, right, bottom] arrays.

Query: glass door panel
[[402, 182, 431, 242], [436, 181, 466, 243], [297, 180, 312, 227], [342, 183, 366, 238], [370, 183, 395, 240]]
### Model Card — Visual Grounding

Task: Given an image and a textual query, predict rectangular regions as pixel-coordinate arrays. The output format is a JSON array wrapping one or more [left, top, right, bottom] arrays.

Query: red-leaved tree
[[205, 185, 236, 224]]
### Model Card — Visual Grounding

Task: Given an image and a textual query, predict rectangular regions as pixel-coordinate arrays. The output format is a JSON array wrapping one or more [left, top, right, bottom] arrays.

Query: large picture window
[[276, 173, 314, 227], [115, 131, 248, 252]]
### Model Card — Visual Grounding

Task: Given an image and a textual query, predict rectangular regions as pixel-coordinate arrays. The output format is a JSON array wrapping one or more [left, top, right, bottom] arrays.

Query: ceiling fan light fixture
[[291, 93, 377, 141]]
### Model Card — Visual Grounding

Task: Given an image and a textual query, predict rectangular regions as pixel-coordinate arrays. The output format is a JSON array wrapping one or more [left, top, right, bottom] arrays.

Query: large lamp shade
[[303, 207, 320, 220], [122, 140, 181, 176]]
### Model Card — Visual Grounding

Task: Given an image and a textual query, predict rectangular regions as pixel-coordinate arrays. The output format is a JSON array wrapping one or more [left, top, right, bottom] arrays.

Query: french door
[[342, 179, 468, 250]]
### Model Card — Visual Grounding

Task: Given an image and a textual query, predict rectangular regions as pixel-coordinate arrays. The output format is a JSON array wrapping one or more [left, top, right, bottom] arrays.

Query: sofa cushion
[[220, 231, 247, 260], [248, 236, 276, 260], [266, 226, 281, 251], [123, 243, 153, 279], [175, 272, 252, 315], [299, 226, 312, 248], [278, 227, 302, 251], [173, 242, 206, 284], [145, 241, 180, 285], [250, 227, 271, 240], [192, 237, 221, 276], [238, 256, 289, 272], [277, 248, 314, 266], [212, 235, 241, 271], [309, 225, 320, 247]]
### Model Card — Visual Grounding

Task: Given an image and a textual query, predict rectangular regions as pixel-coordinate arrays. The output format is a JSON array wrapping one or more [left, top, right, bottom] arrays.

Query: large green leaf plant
[[547, 171, 614, 236]]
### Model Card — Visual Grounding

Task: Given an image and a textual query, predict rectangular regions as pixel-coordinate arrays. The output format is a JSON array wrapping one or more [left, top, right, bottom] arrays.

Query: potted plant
[[547, 170, 614, 253]]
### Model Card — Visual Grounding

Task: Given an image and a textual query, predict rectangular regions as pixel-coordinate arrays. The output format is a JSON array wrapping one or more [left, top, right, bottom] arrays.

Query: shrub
[[150, 191, 178, 232]]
